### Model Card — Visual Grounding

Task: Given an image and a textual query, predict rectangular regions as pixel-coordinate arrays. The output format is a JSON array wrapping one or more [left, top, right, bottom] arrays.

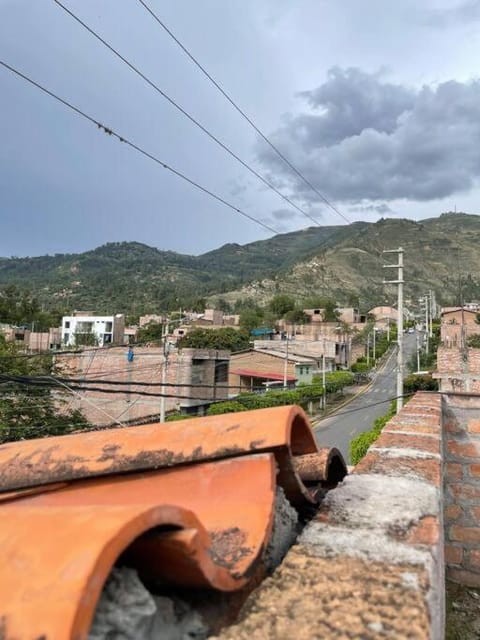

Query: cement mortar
[[89, 567, 209, 640], [263, 487, 299, 571], [319, 473, 439, 531]]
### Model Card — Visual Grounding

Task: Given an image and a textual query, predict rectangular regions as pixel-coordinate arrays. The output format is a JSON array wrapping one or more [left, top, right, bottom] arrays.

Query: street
[[313, 333, 418, 464]]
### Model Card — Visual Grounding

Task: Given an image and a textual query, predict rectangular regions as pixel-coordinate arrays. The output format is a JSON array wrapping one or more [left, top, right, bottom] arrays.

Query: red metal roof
[[231, 368, 297, 381]]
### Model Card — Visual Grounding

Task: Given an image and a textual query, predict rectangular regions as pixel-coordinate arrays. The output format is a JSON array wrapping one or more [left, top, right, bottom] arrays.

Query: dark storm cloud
[[257, 69, 480, 203], [296, 68, 415, 147], [425, 1, 480, 27]]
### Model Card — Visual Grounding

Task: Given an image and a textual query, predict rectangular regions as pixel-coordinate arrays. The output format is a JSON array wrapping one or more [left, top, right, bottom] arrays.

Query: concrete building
[[61, 314, 125, 347]]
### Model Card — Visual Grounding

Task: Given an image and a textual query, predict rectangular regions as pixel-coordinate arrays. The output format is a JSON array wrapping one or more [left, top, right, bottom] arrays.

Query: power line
[[136, 0, 351, 225], [53, 0, 320, 228], [0, 58, 278, 235]]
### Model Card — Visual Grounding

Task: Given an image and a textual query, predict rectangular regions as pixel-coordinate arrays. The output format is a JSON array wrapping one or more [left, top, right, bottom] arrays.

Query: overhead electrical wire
[[53, 0, 320, 228], [0, 59, 278, 235], [136, 0, 351, 225]]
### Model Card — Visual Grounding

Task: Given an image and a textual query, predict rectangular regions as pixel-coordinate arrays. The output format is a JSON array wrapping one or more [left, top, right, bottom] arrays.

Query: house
[[56, 346, 230, 424], [440, 307, 480, 347], [229, 348, 329, 392], [28, 328, 62, 352], [61, 313, 125, 347]]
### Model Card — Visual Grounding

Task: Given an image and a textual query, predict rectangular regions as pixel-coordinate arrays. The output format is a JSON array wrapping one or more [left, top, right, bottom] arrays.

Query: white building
[[61, 314, 125, 347]]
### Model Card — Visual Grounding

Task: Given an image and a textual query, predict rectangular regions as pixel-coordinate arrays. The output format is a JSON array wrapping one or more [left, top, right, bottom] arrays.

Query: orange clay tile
[[0, 405, 321, 507], [0, 453, 276, 640]]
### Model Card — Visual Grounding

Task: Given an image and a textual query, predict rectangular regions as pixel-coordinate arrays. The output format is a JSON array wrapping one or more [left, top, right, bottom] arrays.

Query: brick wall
[[219, 392, 446, 639], [56, 346, 229, 425], [435, 347, 480, 392], [443, 393, 480, 585]]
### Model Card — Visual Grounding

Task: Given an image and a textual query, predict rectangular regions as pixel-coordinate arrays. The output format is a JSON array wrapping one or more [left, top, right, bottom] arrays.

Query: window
[[105, 321, 113, 332], [64, 321, 70, 329], [215, 361, 228, 383], [63, 333, 69, 343]]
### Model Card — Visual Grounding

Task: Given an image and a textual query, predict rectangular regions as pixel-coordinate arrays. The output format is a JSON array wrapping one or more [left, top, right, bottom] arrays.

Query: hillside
[[0, 213, 479, 313]]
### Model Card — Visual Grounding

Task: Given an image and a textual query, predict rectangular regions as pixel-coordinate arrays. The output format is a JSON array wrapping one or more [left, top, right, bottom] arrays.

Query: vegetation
[[403, 373, 439, 394], [467, 335, 480, 348], [350, 401, 396, 465], [0, 336, 91, 444], [136, 321, 164, 344], [178, 327, 251, 352], [206, 372, 354, 417], [3, 214, 480, 314]]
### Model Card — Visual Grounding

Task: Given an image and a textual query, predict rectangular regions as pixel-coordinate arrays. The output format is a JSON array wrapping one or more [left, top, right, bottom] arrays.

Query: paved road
[[313, 333, 418, 464]]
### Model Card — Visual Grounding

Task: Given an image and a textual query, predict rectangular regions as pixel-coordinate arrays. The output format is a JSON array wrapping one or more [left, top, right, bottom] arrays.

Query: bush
[[403, 373, 438, 394], [351, 362, 370, 373], [350, 403, 396, 465], [313, 371, 354, 394], [207, 401, 248, 415], [467, 334, 480, 348], [165, 413, 194, 422]]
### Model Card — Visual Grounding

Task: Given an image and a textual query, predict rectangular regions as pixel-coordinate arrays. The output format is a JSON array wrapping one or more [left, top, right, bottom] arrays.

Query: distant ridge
[[1, 213, 479, 313]]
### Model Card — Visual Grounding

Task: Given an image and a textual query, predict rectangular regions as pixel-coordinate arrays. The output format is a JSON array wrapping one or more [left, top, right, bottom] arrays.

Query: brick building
[[56, 346, 230, 425]]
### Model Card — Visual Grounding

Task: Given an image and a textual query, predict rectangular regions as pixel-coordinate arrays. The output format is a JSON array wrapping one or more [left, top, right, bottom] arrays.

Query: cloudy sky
[[1, 0, 480, 257]]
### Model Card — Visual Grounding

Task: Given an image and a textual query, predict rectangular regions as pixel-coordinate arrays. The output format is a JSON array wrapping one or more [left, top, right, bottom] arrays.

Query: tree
[[323, 301, 340, 322], [0, 336, 92, 443], [269, 294, 295, 318], [284, 308, 309, 324], [239, 308, 264, 333], [137, 321, 164, 343], [178, 327, 251, 352]]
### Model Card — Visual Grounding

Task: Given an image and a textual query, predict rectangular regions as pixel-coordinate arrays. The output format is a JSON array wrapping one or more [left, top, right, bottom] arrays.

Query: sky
[[1, 0, 480, 258]]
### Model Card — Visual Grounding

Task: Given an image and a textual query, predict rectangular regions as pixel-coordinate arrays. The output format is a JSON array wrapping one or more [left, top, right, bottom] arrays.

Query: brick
[[375, 432, 440, 454], [470, 506, 480, 521], [444, 504, 463, 521], [450, 525, 480, 544], [449, 483, 480, 501], [446, 463, 463, 480], [468, 419, 480, 434], [406, 516, 439, 545], [448, 567, 480, 587], [447, 439, 480, 459], [469, 550, 480, 569], [470, 464, 480, 477], [354, 451, 440, 485], [445, 419, 462, 434], [445, 545, 463, 565]]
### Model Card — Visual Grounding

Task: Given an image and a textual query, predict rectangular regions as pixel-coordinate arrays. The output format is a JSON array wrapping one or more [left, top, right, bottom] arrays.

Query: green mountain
[[0, 213, 479, 314]]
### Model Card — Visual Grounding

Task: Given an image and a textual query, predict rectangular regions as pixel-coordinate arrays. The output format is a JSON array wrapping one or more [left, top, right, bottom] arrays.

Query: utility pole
[[416, 332, 420, 373], [373, 325, 376, 363], [322, 336, 326, 410], [429, 290, 433, 338], [383, 247, 404, 413], [420, 295, 429, 354], [283, 332, 289, 389], [160, 320, 169, 422], [366, 333, 370, 367]]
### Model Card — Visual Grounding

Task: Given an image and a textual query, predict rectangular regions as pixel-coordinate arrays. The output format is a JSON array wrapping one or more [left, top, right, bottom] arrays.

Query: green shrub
[[350, 404, 395, 465], [165, 413, 194, 422], [207, 401, 248, 415], [351, 362, 370, 373], [403, 373, 439, 394]]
